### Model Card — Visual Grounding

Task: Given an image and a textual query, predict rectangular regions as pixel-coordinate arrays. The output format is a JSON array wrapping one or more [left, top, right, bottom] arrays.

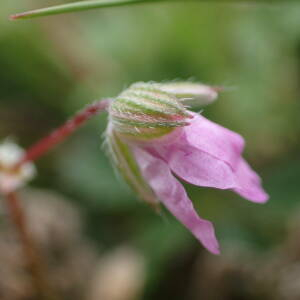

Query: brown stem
[[15, 99, 111, 168], [5, 192, 58, 300]]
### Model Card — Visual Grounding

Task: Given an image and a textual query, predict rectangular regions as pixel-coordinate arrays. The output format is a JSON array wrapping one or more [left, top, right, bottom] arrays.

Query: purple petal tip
[[207, 243, 221, 255]]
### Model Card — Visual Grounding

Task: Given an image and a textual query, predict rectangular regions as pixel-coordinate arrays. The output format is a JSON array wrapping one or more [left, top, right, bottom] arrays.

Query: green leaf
[[10, 0, 161, 20]]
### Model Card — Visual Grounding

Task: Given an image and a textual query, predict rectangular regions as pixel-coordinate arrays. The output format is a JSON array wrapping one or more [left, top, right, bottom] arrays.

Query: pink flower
[[107, 82, 269, 254]]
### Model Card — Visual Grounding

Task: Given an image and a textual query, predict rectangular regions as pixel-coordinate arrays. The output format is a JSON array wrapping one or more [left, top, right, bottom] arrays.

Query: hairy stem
[[5, 192, 59, 300], [15, 99, 111, 168]]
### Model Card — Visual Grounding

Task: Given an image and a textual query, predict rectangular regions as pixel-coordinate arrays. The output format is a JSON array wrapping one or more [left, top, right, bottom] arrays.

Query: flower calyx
[[109, 82, 193, 141]]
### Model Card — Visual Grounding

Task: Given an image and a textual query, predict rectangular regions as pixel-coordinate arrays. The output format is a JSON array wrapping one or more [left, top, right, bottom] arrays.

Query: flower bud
[[109, 82, 192, 140], [0, 140, 36, 194], [157, 82, 218, 107]]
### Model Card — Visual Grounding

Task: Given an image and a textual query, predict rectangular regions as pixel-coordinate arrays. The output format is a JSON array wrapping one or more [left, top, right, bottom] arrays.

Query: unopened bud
[[0, 140, 36, 194]]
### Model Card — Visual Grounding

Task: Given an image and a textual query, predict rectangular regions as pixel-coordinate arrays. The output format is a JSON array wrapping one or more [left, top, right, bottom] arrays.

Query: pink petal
[[233, 158, 269, 203], [150, 135, 237, 190], [133, 146, 220, 254], [185, 113, 245, 170], [145, 113, 268, 203]]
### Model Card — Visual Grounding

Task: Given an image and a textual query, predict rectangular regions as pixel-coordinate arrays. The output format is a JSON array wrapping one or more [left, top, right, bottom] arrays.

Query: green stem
[[10, 0, 294, 21], [10, 0, 162, 20]]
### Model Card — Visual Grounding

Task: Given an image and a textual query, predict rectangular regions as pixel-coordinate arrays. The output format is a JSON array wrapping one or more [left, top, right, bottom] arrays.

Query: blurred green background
[[1, 1, 300, 299]]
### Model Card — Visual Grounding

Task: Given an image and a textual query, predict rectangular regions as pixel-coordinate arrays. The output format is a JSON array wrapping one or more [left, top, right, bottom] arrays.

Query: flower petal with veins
[[133, 146, 220, 255], [145, 113, 268, 204], [234, 158, 269, 203]]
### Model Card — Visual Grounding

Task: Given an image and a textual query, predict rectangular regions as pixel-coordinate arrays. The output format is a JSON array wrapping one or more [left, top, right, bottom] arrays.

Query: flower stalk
[[15, 99, 111, 169]]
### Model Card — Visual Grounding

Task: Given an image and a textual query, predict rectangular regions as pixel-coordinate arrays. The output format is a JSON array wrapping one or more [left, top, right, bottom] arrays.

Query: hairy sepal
[[109, 82, 192, 141]]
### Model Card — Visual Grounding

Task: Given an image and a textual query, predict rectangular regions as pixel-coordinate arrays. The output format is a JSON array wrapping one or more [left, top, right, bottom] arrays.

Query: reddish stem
[[5, 192, 58, 300], [15, 99, 111, 168], [3, 99, 110, 298]]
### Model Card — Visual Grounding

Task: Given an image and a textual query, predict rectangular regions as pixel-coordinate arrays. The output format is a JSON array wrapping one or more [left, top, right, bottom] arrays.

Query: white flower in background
[[0, 140, 36, 194]]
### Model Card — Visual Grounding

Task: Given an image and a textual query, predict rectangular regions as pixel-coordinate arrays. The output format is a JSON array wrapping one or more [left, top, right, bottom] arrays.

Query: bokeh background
[[1, 1, 300, 299]]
